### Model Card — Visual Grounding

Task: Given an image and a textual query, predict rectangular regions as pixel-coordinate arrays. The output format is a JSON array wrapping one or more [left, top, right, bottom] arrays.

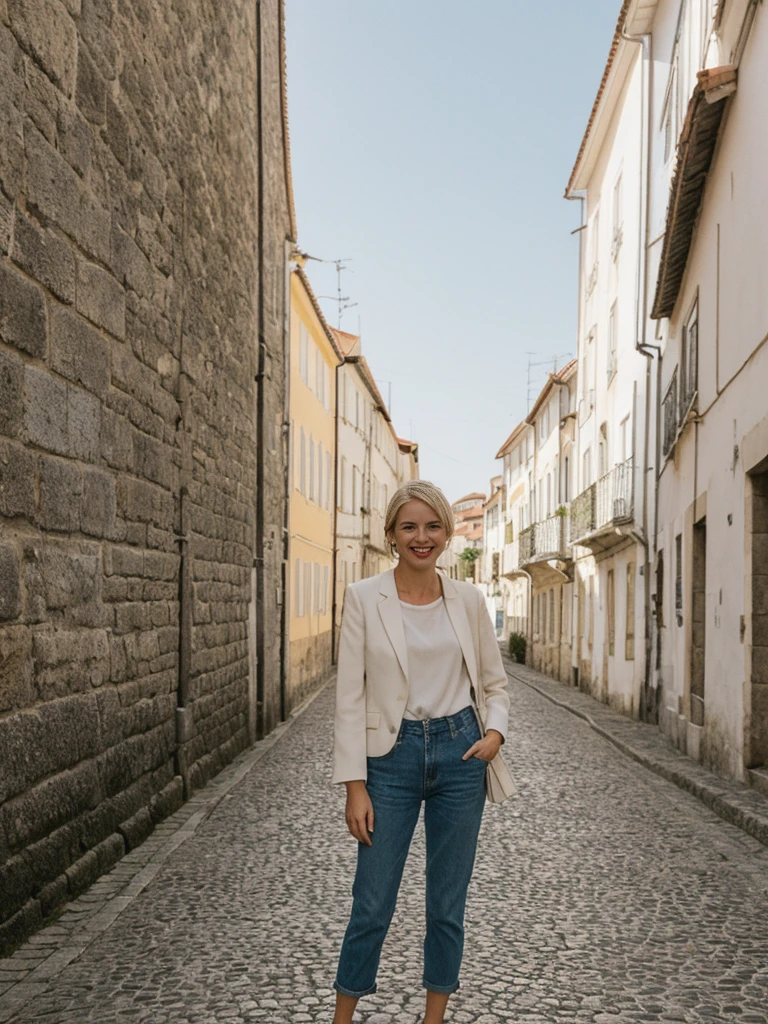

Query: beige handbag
[[469, 685, 517, 804]]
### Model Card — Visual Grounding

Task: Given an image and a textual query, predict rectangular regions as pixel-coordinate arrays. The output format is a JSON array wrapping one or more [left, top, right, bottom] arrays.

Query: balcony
[[519, 511, 571, 582], [663, 359, 698, 461], [570, 457, 635, 552]]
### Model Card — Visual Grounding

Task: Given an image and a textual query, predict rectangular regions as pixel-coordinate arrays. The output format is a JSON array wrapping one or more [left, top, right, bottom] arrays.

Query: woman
[[331, 480, 510, 1024]]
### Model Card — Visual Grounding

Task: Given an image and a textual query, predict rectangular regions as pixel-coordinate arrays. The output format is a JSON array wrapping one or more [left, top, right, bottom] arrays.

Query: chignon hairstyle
[[384, 480, 454, 550]]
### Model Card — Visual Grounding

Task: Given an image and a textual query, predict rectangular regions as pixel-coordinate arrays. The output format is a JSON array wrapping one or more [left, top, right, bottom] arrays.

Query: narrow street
[[2, 667, 767, 1024]]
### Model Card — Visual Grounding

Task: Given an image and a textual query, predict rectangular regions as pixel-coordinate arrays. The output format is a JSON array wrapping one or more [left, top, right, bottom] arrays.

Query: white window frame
[[295, 558, 304, 617], [309, 437, 316, 503], [607, 302, 618, 383], [299, 324, 309, 384], [300, 428, 306, 495]]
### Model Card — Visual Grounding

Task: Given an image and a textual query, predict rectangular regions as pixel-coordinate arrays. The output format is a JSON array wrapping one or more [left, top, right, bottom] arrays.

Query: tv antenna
[[318, 258, 358, 329], [525, 352, 572, 410]]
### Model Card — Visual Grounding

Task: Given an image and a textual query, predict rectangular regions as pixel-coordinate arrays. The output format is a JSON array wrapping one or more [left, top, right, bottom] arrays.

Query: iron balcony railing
[[519, 511, 570, 566], [570, 484, 596, 539], [570, 457, 634, 544]]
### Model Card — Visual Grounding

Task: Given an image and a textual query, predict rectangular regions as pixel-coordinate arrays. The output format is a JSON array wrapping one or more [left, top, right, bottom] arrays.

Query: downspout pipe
[[621, 18, 662, 722], [565, 188, 586, 687], [331, 358, 341, 663], [254, 0, 266, 737], [281, 248, 293, 722]]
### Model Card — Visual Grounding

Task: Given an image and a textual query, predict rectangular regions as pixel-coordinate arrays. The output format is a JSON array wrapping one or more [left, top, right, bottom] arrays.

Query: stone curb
[[503, 657, 768, 850], [0, 679, 332, 1024]]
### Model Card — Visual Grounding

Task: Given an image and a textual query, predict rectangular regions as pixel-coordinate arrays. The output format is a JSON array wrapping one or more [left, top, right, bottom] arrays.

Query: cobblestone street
[[3, 667, 768, 1024]]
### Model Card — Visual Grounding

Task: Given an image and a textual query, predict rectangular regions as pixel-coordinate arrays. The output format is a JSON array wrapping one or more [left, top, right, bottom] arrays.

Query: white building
[[479, 477, 506, 635], [332, 329, 416, 646], [558, 0, 768, 786], [565, 4, 652, 716], [646, 0, 768, 782], [495, 423, 531, 646], [517, 363, 578, 683]]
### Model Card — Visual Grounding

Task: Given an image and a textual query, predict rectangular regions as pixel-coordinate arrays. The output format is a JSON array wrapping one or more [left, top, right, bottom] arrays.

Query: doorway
[[690, 519, 706, 727], [749, 471, 768, 767]]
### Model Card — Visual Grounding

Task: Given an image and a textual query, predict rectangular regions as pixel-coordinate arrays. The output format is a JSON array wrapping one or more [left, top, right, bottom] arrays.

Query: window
[[587, 209, 599, 293], [339, 456, 347, 511], [314, 562, 321, 614], [607, 569, 615, 656], [541, 592, 547, 640], [321, 565, 329, 614], [309, 437, 316, 502], [549, 589, 555, 643], [582, 448, 592, 489], [612, 173, 623, 258], [505, 520, 514, 544], [326, 453, 332, 511], [315, 349, 324, 405], [352, 466, 360, 514], [662, 368, 679, 458], [317, 442, 324, 507], [681, 297, 699, 413], [563, 456, 570, 503], [620, 415, 631, 463], [300, 428, 306, 495], [304, 562, 312, 615], [539, 407, 549, 446], [607, 302, 617, 381], [295, 558, 303, 617], [299, 324, 309, 384], [625, 562, 636, 660]]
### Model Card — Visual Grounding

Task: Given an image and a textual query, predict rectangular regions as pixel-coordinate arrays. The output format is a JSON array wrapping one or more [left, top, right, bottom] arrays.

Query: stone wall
[[0, 0, 292, 950]]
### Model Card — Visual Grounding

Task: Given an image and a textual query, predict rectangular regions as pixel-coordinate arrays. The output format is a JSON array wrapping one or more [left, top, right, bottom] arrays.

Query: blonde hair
[[384, 481, 454, 546]]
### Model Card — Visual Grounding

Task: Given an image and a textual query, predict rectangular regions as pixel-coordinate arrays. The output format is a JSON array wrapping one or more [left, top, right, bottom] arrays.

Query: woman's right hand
[[344, 781, 374, 845]]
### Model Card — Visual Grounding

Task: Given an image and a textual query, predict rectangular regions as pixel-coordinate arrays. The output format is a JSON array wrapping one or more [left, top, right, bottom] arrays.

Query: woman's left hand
[[462, 728, 503, 763]]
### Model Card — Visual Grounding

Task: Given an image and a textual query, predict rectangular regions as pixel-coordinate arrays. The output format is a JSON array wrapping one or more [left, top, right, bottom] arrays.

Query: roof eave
[[566, 0, 659, 197], [650, 66, 736, 320]]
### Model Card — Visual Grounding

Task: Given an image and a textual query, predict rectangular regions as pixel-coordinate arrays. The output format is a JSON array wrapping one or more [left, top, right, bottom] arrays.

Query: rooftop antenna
[[318, 258, 358, 329], [525, 351, 572, 410]]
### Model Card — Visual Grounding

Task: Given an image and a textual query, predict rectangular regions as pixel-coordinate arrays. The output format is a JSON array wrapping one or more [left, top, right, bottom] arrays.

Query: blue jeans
[[334, 705, 487, 998]]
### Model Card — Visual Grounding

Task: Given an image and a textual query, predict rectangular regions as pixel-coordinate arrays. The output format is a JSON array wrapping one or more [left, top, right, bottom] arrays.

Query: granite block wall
[[0, 0, 292, 950]]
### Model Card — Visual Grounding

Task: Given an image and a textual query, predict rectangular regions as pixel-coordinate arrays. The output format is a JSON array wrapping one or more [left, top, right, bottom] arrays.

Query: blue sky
[[285, 0, 621, 502]]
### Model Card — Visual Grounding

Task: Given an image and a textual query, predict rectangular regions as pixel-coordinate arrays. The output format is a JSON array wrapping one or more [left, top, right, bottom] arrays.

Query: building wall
[[652, 1, 768, 780], [0, 0, 291, 950], [529, 580, 572, 684], [569, 41, 649, 717], [287, 273, 337, 708], [572, 544, 643, 712], [335, 364, 367, 625]]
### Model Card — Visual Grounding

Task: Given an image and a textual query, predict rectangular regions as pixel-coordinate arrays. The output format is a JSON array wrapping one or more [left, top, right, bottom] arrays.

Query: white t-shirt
[[400, 596, 473, 720]]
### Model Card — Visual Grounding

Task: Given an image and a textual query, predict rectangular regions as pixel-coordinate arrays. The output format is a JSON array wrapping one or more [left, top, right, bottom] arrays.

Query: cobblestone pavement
[[4, 671, 768, 1024]]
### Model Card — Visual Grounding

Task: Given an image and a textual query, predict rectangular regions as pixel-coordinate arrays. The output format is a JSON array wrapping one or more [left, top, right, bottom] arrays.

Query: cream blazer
[[332, 568, 510, 784]]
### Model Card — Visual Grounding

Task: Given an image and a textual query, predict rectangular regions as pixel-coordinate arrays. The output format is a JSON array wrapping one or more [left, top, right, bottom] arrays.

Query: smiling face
[[388, 498, 448, 571]]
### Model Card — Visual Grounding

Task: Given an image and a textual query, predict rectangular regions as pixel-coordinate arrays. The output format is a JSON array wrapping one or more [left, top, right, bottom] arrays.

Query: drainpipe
[[565, 189, 587, 689], [331, 358, 341, 663], [281, 247, 294, 722], [254, 0, 267, 736], [621, 19, 662, 722]]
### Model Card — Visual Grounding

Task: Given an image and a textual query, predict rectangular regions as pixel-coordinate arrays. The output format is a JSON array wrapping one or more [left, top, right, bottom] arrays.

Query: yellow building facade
[[288, 269, 342, 707]]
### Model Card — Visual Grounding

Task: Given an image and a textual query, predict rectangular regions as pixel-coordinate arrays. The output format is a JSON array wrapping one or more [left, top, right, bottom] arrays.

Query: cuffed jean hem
[[423, 978, 460, 994], [333, 979, 377, 998]]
